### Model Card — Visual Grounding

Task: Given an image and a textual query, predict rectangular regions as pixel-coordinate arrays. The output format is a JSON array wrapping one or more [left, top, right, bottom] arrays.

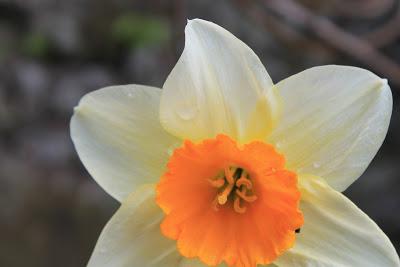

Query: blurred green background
[[0, 0, 399, 266]]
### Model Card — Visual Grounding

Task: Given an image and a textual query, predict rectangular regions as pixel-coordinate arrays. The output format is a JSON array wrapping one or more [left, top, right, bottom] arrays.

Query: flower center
[[210, 166, 257, 213], [156, 134, 303, 267]]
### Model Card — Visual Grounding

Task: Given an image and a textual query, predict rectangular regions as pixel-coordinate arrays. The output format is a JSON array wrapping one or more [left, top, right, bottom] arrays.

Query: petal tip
[[186, 18, 207, 25], [185, 18, 219, 34], [380, 78, 388, 87], [376, 78, 391, 94], [72, 101, 89, 117], [185, 18, 200, 29], [73, 105, 82, 113]]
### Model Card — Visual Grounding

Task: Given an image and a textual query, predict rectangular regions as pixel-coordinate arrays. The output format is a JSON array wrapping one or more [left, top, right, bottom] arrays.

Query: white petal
[[71, 85, 180, 202], [269, 65, 392, 191], [160, 19, 280, 143], [276, 175, 400, 267], [87, 184, 182, 267]]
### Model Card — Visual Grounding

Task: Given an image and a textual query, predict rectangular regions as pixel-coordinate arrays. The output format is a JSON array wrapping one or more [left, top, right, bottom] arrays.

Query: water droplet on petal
[[167, 142, 181, 156], [176, 105, 198, 121], [313, 162, 320, 169], [167, 147, 175, 156]]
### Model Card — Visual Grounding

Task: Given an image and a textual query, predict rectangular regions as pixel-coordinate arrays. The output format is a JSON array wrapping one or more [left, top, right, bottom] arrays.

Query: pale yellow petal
[[71, 85, 180, 202], [179, 258, 212, 267], [160, 19, 280, 143], [87, 184, 182, 267], [276, 175, 400, 267], [269, 65, 392, 191]]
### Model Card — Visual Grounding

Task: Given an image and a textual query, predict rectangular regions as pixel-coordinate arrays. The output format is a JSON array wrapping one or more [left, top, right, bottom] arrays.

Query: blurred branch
[[332, 0, 394, 19], [262, 0, 400, 86], [363, 2, 400, 48], [235, 0, 333, 57], [234, 0, 400, 86]]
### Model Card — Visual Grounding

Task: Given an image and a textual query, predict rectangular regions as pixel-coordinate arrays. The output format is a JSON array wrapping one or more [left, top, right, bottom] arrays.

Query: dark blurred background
[[0, 0, 399, 266]]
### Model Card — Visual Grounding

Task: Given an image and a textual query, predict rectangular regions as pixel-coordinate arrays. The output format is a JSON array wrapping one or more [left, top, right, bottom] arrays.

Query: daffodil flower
[[71, 19, 399, 267]]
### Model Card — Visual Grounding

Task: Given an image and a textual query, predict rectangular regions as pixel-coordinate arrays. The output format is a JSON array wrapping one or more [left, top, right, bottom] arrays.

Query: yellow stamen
[[233, 195, 246, 213], [211, 166, 257, 213], [235, 188, 257, 202], [224, 166, 235, 185], [208, 178, 225, 188], [217, 182, 235, 205], [236, 176, 252, 189]]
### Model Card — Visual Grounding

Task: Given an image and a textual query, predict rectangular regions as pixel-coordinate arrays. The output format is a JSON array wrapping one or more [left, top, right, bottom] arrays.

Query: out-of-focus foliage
[[112, 14, 170, 48], [21, 33, 51, 58]]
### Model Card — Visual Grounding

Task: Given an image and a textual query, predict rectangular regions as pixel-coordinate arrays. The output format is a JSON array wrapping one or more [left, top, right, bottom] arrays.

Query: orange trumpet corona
[[156, 135, 303, 267]]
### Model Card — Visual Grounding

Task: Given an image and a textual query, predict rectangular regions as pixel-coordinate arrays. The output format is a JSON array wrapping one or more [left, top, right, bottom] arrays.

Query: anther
[[208, 178, 225, 188], [212, 198, 220, 212], [217, 183, 235, 205]]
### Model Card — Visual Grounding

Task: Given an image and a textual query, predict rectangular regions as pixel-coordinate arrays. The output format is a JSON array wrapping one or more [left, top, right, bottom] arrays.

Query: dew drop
[[127, 92, 133, 98], [167, 147, 175, 156], [176, 106, 198, 121], [313, 162, 320, 169], [167, 142, 181, 156]]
